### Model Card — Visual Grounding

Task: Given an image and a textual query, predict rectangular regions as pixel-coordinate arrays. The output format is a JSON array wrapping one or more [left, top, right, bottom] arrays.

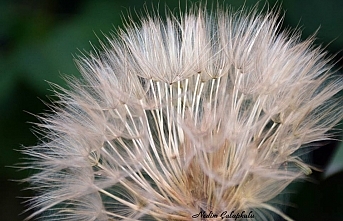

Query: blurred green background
[[1, 0, 342, 220]]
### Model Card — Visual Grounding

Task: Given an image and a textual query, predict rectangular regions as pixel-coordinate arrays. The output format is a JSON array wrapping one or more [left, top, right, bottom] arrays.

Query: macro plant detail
[[22, 4, 343, 221]]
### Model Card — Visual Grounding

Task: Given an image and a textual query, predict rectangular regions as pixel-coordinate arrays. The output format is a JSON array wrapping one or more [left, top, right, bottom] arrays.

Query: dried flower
[[23, 4, 343, 221]]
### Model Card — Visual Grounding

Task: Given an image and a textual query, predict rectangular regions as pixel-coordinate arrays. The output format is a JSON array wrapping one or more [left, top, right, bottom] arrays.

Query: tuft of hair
[[21, 3, 343, 221]]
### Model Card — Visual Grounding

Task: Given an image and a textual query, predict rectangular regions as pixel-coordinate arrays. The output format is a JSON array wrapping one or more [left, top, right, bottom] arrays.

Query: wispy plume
[[22, 3, 343, 221]]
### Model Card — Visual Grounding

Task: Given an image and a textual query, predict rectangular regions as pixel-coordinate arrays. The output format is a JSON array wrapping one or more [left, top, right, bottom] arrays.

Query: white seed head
[[23, 4, 343, 221]]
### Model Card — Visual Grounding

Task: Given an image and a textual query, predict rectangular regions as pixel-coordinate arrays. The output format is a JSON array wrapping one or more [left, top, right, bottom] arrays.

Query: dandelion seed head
[[23, 3, 343, 221]]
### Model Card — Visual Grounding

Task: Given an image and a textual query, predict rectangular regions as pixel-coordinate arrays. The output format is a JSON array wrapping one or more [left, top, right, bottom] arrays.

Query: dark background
[[1, 0, 343, 220]]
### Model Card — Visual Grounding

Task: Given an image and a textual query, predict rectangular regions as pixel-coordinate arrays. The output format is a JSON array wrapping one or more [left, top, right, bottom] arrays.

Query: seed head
[[23, 4, 343, 221]]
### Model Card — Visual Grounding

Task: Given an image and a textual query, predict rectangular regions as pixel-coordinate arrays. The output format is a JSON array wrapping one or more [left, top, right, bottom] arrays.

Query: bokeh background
[[1, 0, 343, 220]]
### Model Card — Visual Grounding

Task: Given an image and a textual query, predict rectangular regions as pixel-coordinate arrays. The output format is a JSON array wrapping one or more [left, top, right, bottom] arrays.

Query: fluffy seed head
[[23, 4, 343, 221]]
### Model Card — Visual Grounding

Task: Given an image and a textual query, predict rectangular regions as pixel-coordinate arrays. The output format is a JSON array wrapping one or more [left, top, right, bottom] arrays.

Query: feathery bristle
[[22, 4, 343, 221]]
